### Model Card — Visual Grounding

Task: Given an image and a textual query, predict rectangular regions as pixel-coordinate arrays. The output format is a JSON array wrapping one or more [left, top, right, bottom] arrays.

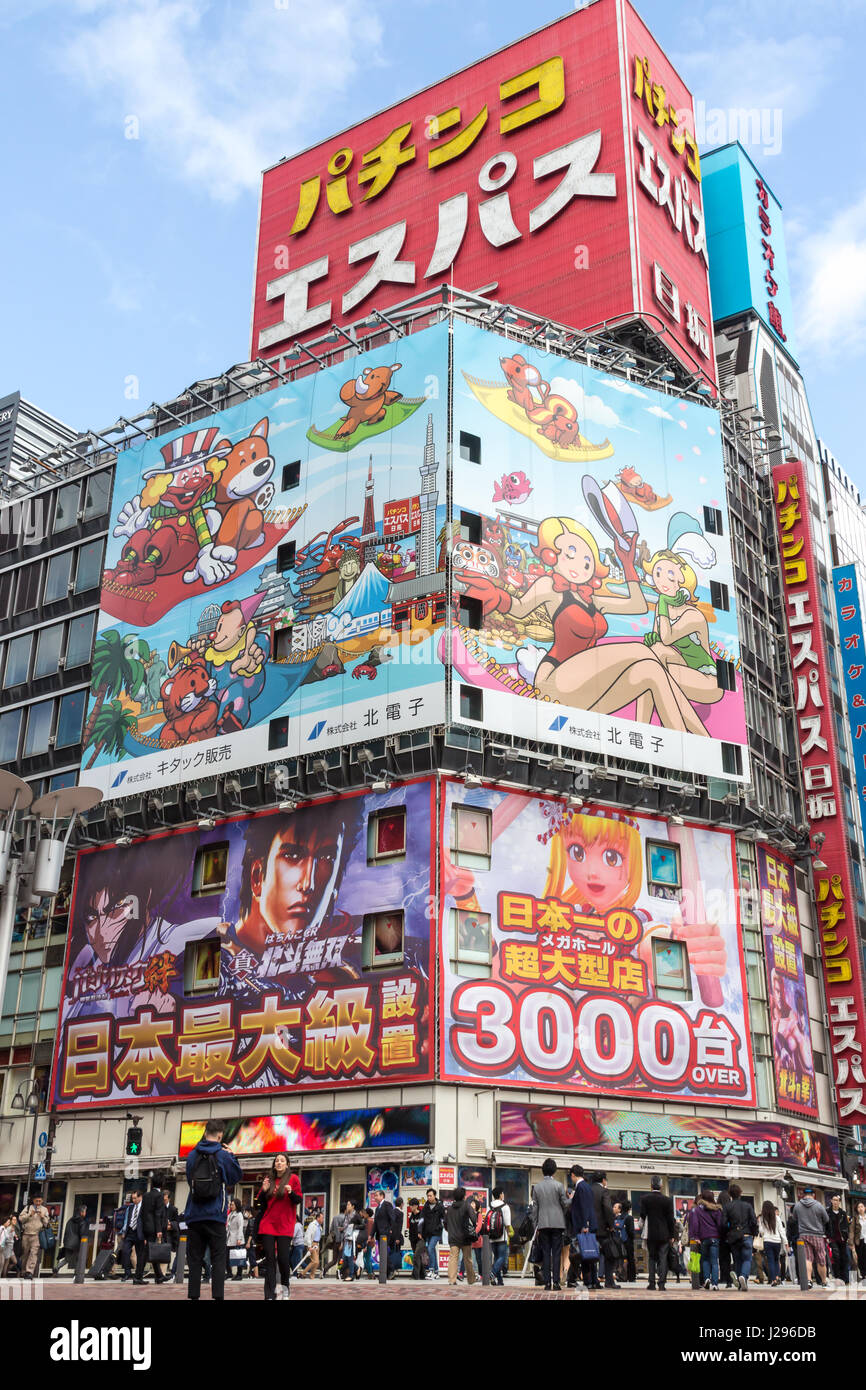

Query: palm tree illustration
[[81, 630, 148, 754], [84, 699, 136, 769]]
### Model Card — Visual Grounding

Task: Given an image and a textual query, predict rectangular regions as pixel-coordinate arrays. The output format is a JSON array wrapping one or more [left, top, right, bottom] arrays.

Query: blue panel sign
[[833, 564, 866, 832]]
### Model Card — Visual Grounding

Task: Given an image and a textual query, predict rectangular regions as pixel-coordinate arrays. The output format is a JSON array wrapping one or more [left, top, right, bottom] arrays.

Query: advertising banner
[[50, 782, 434, 1109], [440, 783, 755, 1106], [85, 324, 448, 798], [773, 461, 866, 1125], [253, 0, 714, 379], [499, 1102, 840, 1173], [178, 1105, 432, 1158], [450, 319, 747, 779], [832, 563, 866, 851], [757, 845, 818, 1118]]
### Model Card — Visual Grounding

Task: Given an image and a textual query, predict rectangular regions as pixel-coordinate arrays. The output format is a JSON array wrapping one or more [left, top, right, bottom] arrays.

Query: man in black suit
[[119, 1189, 147, 1284], [139, 1181, 169, 1284], [639, 1176, 677, 1291]]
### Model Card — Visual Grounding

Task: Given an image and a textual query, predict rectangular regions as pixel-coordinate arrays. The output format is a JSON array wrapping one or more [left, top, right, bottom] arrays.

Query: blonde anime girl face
[[650, 556, 686, 598], [565, 835, 630, 912], [553, 529, 596, 586]]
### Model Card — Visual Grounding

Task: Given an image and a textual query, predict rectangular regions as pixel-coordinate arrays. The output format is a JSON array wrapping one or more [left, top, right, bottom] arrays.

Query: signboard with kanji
[[252, 0, 715, 381], [440, 783, 756, 1107], [773, 462, 866, 1126], [757, 845, 818, 1118], [49, 782, 434, 1109]]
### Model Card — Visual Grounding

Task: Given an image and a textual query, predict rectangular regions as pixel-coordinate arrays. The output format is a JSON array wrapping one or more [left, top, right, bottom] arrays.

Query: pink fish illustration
[[492, 470, 532, 505]]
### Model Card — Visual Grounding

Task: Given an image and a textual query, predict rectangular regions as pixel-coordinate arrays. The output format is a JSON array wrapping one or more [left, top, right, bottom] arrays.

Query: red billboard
[[383, 495, 421, 537], [772, 459, 866, 1126], [252, 0, 714, 381]]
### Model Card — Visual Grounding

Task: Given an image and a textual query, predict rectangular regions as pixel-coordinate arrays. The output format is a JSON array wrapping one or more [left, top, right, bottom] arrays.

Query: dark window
[[0, 709, 22, 763], [183, 937, 221, 995], [459, 511, 481, 543], [17, 561, 43, 612], [277, 540, 296, 573], [24, 699, 54, 757], [192, 842, 229, 896], [269, 716, 289, 750], [74, 539, 105, 594], [459, 431, 481, 464], [458, 597, 482, 630], [703, 506, 724, 536], [722, 742, 743, 776], [53, 484, 80, 534], [34, 624, 63, 680], [459, 684, 483, 721], [4, 633, 32, 687], [716, 658, 737, 692], [432, 596, 447, 624], [66, 613, 96, 668], [44, 551, 72, 604], [56, 690, 87, 748], [362, 911, 405, 969], [392, 603, 410, 631], [83, 472, 111, 520], [282, 460, 301, 491], [710, 580, 730, 611], [368, 808, 407, 863], [274, 626, 293, 660]]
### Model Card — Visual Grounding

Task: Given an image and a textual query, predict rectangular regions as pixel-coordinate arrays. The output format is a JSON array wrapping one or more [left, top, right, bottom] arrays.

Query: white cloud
[[597, 377, 646, 399], [646, 404, 673, 420], [269, 418, 304, 435], [273, 396, 297, 408], [676, 33, 838, 132], [55, 0, 385, 202], [796, 191, 866, 356], [550, 376, 633, 432]]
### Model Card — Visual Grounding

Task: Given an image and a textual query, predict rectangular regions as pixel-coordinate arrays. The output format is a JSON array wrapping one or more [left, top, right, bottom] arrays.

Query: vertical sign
[[757, 845, 818, 1118], [832, 564, 866, 842], [773, 461, 866, 1124]]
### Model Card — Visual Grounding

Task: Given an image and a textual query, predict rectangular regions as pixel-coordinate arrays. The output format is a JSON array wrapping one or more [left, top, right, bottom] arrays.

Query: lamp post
[[11, 1081, 41, 1206], [0, 772, 33, 1010]]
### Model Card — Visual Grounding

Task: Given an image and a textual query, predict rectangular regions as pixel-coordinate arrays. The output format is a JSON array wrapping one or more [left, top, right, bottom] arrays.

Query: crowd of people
[[4, 1138, 866, 1296]]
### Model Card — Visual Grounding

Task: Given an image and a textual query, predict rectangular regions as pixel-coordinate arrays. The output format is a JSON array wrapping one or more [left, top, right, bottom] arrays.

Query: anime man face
[[82, 887, 142, 964], [250, 821, 340, 938]]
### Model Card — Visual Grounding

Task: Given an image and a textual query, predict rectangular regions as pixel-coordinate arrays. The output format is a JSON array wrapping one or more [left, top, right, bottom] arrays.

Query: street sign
[[38, 1132, 48, 1148], [33, 1162, 46, 1180]]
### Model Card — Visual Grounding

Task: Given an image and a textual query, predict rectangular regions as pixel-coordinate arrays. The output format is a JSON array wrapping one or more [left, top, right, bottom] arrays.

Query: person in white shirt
[[304, 1216, 322, 1279], [488, 1186, 512, 1286], [757, 1201, 784, 1286]]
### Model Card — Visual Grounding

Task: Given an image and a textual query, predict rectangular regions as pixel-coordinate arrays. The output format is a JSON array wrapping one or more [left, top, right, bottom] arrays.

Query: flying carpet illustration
[[461, 372, 614, 463]]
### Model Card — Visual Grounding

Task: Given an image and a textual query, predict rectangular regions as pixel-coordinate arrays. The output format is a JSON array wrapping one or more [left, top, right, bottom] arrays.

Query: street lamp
[[0, 772, 33, 1017], [12, 1080, 42, 1206], [30, 786, 102, 897]]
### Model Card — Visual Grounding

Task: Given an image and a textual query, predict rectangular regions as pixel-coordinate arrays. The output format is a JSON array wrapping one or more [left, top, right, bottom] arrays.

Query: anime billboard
[[178, 1106, 432, 1158], [440, 784, 755, 1106], [449, 320, 747, 780], [49, 782, 434, 1109], [84, 325, 448, 798], [757, 846, 818, 1119]]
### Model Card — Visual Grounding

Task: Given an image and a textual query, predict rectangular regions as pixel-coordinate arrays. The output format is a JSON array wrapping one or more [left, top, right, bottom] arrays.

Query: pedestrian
[[164, 1191, 180, 1276], [758, 1201, 784, 1286], [687, 1186, 723, 1290], [140, 1181, 169, 1284], [1, 1216, 18, 1277], [851, 1200, 866, 1280], [717, 1188, 734, 1288], [227, 1198, 247, 1281], [827, 1194, 850, 1285], [620, 1200, 637, 1284], [183, 1117, 243, 1302], [340, 1200, 364, 1281], [322, 1206, 346, 1279], [567, 1164, 599, 1290], [119, 1189, 147, 1284], [486, 1186, 511, 1286], [256, 1152, 302, 1301], [530, 1158, 569, 1292], [792, 1186, 830, 1289], [373, 1193, 396, 1278], [407, 1200, 426, 1279], [639, 1176, 676, 1292], [361, 1207, 376, 1278], [445, 1187, 478, 1286], [54, 1205, 89, 1275], [420, 1187, 445, 1280], [785, 1205, 800, 1283], [17, 1194, 49, 1280], [304, 1212, 322, 1279], [725, 1183, 758, 1291], [591, 1172, 619, 1290], [391, 1197, 404, 1278], [290, 1216, 307, 1275]]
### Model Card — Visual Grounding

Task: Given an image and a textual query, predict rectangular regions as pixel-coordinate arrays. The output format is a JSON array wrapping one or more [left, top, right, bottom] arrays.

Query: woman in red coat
[[257, 1153, 302, 1301]]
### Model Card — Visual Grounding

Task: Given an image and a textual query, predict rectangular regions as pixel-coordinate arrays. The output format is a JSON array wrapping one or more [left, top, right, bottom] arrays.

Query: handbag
[[576, 1231, 600, 1261], [600, 1233, 623, 1261], [688, 1248, 702, 1274], [147, 1241, 171, 1263], [39, 1226, 56, 1252], [228, 1247, 247, 1266]]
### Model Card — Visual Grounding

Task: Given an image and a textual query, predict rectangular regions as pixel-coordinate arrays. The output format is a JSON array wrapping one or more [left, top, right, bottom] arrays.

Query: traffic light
[[126, 1126, 143, 1157]]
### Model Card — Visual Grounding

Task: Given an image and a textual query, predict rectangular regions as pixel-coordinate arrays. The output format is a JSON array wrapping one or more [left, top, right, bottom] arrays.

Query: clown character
[[542, 808, 728, 997], [190, 592, 270, 734], [640, 548, 723, 721], [456, 515, 707, 735]]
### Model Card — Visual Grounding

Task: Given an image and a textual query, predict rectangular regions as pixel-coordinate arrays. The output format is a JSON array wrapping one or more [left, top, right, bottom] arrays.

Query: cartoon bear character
[[499, 354, 550, 413], [211, 418, 276, 553], [159, 658, 220, 747], [335, 364, 402, 438]]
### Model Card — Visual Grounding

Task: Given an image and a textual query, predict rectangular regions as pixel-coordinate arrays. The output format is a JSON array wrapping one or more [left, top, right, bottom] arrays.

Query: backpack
[[516, 1211, 535, 1243], [485, 1206, 505, 1241], [190, 1146, 222, 1204]]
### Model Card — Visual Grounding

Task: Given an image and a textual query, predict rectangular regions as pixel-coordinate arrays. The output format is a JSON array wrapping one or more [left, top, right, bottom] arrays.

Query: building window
[[56, 690, 87, 749], [368, 807, 406, 863], [282, 460, 301, 491], [0, 709, 22, 764], [451, 908, 492, 979], [53, 484, 79, 534], [277, 540, 296, 573], [646, 840, 681, 897], [24, 700, 53, 758], [451, 803, 492, 869], [74, 539, 105, 594], [459, 511, 481, 543], [703, 506, 723, 536], [34, 623, 64, 680], [459, 431, 481, 464], [269, 716, 289, 750], [362, 910, 404, 969], [44, 551, 72, 604], [183, 937, 221, 995], [17, 561, 43, 612], [274, 626, 293, 661], [722, 742, 743, 776], [83, 472, 112, 520], [3, 633, 32, 687], [66, 612, 95, 668], [458, 597, 482, 630], [192, 842, 229, 896], [652, 938, 692, 1002], [710, 581, 730, 611], [459, 684, 483, 721], [715, 658, 737, 692]]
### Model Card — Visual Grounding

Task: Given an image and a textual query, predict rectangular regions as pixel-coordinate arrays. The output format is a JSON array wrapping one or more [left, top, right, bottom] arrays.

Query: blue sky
[[1, 1, 863, 480]]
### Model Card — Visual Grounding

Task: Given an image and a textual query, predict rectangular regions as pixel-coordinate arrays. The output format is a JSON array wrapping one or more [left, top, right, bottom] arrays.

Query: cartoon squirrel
[[500, 354, 581, 444]]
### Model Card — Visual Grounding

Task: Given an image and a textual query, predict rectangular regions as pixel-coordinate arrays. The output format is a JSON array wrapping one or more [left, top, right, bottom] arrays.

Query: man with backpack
[[725, 1183, 759, 1291], [183, 1118, 242, 1301], [486, 1186, 511, 1285], [445, 1187, 478, 1286]]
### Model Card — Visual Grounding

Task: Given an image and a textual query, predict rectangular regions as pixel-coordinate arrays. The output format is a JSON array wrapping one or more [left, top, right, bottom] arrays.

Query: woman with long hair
[[256, 1152, 302, 1301], [758, 1201, 784, 1286], [638, 549, 723, 720]]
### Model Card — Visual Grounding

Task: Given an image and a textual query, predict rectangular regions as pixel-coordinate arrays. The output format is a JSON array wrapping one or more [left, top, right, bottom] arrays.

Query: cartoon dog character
[[335, 364, 402, 438], [159, 658, 220, 747], [211, 418, 275, 553], [500, 354, 550, 413]]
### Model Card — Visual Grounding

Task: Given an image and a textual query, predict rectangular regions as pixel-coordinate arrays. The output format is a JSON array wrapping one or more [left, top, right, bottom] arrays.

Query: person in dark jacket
[[725, 1184, 759, 1290], [445, 1188, 477, 1286], [183, 1118, 243, 1302], [687, 1187, 724, 1290], [530, 1158, 569, 1292], [54, 1206, 89, 1275], [373, 1195, 398, 1278], [390, 1198, 404, 1278], [567, 1164, 599, 1290], [591, 1172, 618, 1289], [639, 1177, 676, 1291], [717, 1189, 734, 1287], [620, 1200, 637, 1284], [827, 1195, 850, 1285], [139, 1182, 168, 1284], [163, 1191, 180, 1275], [407, 1200, 426, 1279], [420, 1188, 446, 1280]]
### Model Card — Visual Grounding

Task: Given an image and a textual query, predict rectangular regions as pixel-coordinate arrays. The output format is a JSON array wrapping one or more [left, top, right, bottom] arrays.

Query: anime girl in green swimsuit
[[636, 548, 724, 725]]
